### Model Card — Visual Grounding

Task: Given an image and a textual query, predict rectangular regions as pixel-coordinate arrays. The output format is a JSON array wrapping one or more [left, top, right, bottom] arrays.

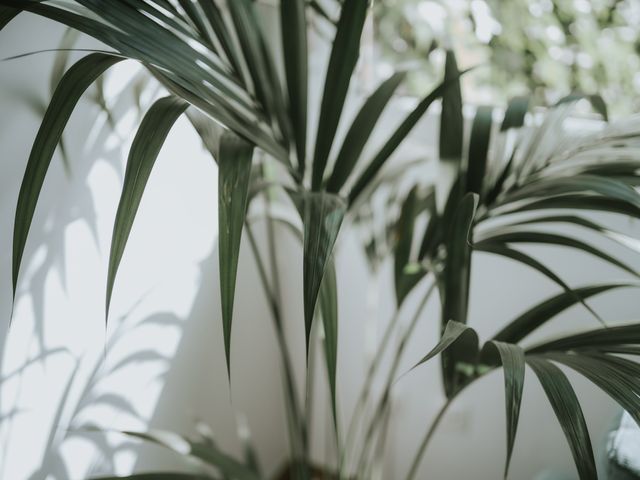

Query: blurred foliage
[[373, 0, 640, 116]]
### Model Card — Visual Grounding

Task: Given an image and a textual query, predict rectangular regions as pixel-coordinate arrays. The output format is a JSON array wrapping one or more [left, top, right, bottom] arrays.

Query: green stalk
[[245, 222, 308, 478], [340, 305, 402, 475], [356, 281, 437, 475], [405, 392, 457, 479]]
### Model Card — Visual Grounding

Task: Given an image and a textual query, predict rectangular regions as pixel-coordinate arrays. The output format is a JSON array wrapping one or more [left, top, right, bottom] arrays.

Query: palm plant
[[2, 1, 640, 480]]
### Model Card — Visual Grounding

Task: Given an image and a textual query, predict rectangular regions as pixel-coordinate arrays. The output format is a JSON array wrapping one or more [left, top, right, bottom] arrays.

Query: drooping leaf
[[527, 322, 640, 354], [482, 341, 525, 478], [492, 283, 631, 344], [526, 357, 597, 480], [7, 0, 288, 163], [326, 71, 406, 193], [106, 96, 187, 320], [544, 352, 640, 428], [475, 243, 605, 326], [497, 195, 640, 219], [319, 255, 339, 436], [12, 53, 122, 300], [218, 132, 255, 379], [301, 192, 346, 355], [311, 0, 368, 189], [497, 214, 640, 256], [466, 106, 493, 196], [281, 0, 308, 176], [408, 320, 479, 374], [475, 230, 639, 278], [501, 175, 640, 211]]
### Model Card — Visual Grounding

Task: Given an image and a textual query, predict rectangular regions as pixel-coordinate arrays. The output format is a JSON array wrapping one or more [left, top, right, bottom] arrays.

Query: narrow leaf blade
[[218, 132, 255, 378], [281, 0, 308, 175], [483, 341, 525, 478], [319, 255, 339, 436], [13, 53, 122, 299], [106, 96, 188, 320], [408, 320, 479, 373], [326, 71, 406, 193], [302, 192, 346, 355], [311, 0, 368, 189], [526, 358, 597, 480]]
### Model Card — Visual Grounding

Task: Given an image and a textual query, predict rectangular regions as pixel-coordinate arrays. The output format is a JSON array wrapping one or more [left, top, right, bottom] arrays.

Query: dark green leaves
[[13, 53, 122, 299], [281, 0, 308, 175], [312, 0, 368, 189], [466, 106, 493, 196], [526, 358, 597, 480], [302, 193, 346, 355], [439, 50, 464, 163], [500, 96, 529, 131], [492, 284, 630, 344], [348, 65, 471, 205], [218, 132, 255, 378], [528, 322, 640, 354], [319, 257, 339, 434], [442, 192, 479, 324], [482, 341, 525, 478], [441, 192, 478, 395], [326, 71, 406, 193], [475, 231, 638, 278], [106, 96, 188, 319], [394, 186, 423, 306], [409, 320, 479, 373]]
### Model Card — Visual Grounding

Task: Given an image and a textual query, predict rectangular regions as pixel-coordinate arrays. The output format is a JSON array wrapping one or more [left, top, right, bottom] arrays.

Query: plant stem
[[355, 280, 436, 475], [340, 304, 401, 474], [405, 396, 454, 480], [245, 221, 308, 476]]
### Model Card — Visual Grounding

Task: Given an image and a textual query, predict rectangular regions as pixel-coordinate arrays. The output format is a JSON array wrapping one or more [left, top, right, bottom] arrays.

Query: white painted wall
[[1, 10, 639, 480]]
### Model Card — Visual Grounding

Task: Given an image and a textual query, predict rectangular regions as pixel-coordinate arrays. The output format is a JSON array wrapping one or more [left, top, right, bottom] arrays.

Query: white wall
[[1, 10, 639, 480]]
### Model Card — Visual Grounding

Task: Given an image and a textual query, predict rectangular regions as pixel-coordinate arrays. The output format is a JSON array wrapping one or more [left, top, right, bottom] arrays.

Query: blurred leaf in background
[[373, 0, 640, 115]]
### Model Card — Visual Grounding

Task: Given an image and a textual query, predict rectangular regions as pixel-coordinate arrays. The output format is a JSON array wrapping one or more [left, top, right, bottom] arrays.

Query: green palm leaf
[[301, 192, 346, 355], [408, 320, 479, 373], [218, 132, 255, 378], [326, 71, 406, 193], [319, 256, 339, 435], [12, 53, 122, 301], [466, 106, 493, 196], [311, 0, 369, 189], [526, 358, 597, 480], [492, 284, 631, 343], [106, 95, 188, 319], [281, 0, 308, 176], [482, 341, 525, 478]]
